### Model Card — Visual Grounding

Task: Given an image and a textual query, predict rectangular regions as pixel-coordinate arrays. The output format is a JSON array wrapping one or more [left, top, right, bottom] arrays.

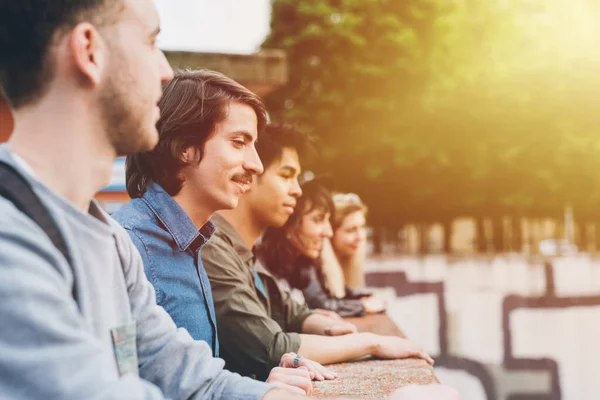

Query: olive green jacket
[[201, 214, 314, 380]]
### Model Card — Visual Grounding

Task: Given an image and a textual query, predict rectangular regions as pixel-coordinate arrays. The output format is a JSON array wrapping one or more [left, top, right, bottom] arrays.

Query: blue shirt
[[113, 183, 219, 356]]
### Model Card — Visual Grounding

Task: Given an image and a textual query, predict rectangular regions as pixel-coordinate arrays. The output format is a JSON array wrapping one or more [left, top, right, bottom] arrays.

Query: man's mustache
[[232, 172, 253, 185]]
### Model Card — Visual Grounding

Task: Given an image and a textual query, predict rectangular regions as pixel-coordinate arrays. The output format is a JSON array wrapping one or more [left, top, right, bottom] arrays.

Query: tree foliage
[[263, 0, 600, 230]]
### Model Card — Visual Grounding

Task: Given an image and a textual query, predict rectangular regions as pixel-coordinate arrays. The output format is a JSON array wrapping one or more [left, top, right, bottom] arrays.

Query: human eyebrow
[[279, 165, 298, 176], [231, 131, 255, 143]]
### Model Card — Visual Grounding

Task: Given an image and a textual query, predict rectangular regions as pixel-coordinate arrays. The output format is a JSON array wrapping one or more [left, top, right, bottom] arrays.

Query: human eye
[[232, 139, 246, 149]]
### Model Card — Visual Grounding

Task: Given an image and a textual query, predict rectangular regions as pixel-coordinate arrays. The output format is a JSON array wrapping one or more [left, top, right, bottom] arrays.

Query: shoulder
[[203, 231, 234, 255], [109, 200, 163, 256], [0, 195, 60, 248], [100, 208, 143, 262], [201, 234, 245, 276], [111, 198, 154, 230], [0, 196, 72, 283]]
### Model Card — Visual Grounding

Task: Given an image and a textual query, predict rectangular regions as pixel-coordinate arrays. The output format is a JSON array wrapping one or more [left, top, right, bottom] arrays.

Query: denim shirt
[[113, 183, 219, 356]]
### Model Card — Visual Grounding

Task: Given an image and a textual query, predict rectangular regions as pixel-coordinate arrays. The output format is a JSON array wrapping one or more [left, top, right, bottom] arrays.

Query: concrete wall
[[0, 50, 288, 145], [365, 255, 600, 400], [165, 49, 287, 97]]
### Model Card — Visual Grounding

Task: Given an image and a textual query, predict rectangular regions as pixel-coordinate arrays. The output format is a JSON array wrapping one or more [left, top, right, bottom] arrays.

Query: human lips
[[311, 241, 323, 253], [232, 180, 251, 194], [309, 246, 322, 257], [283, 203, 296, 214], [231, 174, 252, 194]]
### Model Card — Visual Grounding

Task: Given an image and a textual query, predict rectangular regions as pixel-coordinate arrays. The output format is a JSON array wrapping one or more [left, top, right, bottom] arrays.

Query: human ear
[[69, 23, 106, 87]]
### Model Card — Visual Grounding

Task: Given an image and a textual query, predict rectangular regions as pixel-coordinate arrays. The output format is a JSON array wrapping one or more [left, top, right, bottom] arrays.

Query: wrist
[[359, 332, 379, 355]]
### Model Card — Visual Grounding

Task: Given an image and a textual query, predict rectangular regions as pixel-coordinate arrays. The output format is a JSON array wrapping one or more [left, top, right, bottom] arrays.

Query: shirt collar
[[142, 182, 215, 252], [212, 213, 255, 265], [10, 152, 37, 178]]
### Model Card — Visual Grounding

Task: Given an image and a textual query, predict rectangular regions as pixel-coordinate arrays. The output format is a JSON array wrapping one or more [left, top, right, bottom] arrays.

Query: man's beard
[[98, 66, 156, 156]]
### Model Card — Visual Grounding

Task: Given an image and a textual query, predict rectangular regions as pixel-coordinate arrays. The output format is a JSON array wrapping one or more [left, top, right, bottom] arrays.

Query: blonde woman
[[321, 193, 385, 312]]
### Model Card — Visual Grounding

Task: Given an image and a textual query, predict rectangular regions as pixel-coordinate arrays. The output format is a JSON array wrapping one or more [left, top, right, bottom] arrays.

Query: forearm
[[301, 313, 337, 335], [304, 288, 365, 317], [297, 332, 377, 365]]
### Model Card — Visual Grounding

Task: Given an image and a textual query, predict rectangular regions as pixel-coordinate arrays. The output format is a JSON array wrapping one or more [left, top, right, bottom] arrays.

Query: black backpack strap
[[0, 160, 78, 304]]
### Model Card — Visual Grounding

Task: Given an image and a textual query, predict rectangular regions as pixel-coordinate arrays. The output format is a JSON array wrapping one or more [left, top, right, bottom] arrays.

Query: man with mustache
[[202, 123, 434, 380], [113, 69, 334, 393]]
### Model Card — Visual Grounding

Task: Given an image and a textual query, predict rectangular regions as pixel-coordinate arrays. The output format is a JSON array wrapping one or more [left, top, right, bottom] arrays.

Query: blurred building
[[0, 50, 288, 212]]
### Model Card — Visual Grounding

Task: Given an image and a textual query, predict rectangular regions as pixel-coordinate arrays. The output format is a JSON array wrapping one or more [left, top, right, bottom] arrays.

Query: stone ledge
[[313, 358, 437, 399]]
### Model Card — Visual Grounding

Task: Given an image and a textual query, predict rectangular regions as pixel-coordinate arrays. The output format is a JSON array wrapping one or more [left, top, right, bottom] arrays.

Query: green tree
[[264, 0, 600, 253]]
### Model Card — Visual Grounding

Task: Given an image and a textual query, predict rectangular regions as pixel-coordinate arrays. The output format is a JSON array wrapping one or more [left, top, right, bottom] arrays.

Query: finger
[[310, 361, 335, 378], [272, 382, 307, 396], [279, 353, 296, 367], [276, 374, 313, 395], [409, 349, 434, 365], [409, 348, 432, 364], [298, 365, 316, 380], [423, 352, 435, 365], [322, 366, 338, 379], [315, 363, 337, 380], [300, 362, 323, 381], [275, 366, 312, 378], [309, 364, 325, 381], [310, 368, 323, 381]]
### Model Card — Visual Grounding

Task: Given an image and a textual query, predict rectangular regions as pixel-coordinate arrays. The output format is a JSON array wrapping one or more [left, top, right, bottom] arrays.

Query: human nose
[[290, 177, 302, 198], [157, 50, 174, 83], [245, 145, 264, 175], [322, 220, 333, 238]]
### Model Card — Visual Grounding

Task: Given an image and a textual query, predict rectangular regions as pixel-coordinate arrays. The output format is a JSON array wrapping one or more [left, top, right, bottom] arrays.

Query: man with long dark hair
[[113, 69, 333, 394]]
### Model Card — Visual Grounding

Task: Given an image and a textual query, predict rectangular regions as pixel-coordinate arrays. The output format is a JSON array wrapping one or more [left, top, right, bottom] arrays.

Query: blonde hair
[[320, 193, 368, 296]]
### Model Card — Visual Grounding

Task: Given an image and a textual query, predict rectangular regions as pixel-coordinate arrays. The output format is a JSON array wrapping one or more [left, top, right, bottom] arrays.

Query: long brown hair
[[257, 180, 334, 280], [126, 69, 267, 198]]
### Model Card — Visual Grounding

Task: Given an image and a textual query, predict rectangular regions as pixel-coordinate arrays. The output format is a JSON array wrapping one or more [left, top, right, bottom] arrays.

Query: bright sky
[[154, 0, 272, 54]]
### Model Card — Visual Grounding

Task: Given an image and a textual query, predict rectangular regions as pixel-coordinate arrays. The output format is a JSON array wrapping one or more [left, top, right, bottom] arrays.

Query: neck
[[218, 202, 264, 248], [8, 93, 115, 212], [172, 188, 215, 230], [336, 252, 352, 268]]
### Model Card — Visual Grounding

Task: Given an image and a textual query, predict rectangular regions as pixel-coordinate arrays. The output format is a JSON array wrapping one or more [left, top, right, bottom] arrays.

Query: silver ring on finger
[[293, 354, 304, 368]]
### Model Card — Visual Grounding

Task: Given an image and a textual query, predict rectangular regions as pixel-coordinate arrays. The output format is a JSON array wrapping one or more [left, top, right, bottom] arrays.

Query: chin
[[343, 250, 357, 257], [143, 131, 160, 151], [133, 127, 159, 153], [268, 214, 290, 228], [307, 251, 320, 259], [223, 195, 240, 210]]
